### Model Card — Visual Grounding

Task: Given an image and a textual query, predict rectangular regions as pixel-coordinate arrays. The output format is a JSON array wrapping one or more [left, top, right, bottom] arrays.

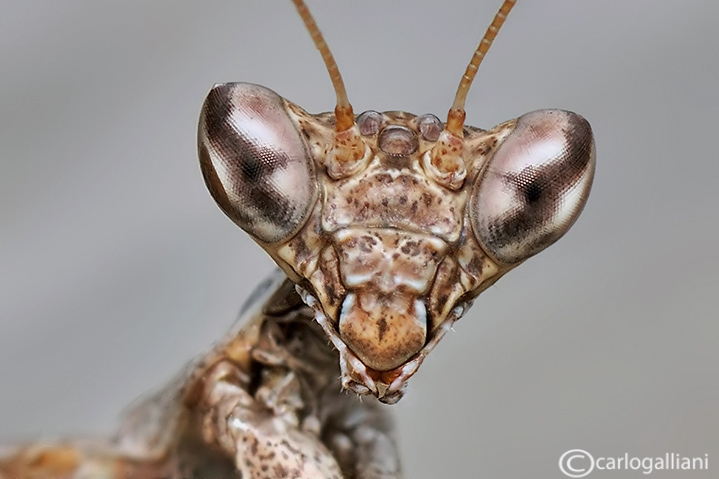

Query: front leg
[[198, 360, 343, 479], [198, 352, 403, 479]]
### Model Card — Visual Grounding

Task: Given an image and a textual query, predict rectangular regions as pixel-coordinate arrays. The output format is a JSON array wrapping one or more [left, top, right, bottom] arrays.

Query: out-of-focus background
[[1, 1, 717, 478]]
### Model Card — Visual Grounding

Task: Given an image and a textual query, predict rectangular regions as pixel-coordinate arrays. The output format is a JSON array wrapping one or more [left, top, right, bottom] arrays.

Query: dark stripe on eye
[[200, 84, 308, 242]]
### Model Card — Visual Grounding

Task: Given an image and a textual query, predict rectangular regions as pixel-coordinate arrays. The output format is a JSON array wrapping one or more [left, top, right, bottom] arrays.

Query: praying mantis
[[0, 1, 594, 477]]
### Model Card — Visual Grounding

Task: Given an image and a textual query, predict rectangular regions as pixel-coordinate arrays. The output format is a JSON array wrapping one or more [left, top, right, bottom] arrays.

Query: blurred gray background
[[1, 1, 717, 478]]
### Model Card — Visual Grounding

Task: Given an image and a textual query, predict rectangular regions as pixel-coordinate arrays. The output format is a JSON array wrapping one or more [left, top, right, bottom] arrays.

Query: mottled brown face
[[198, 83, 595, 403]]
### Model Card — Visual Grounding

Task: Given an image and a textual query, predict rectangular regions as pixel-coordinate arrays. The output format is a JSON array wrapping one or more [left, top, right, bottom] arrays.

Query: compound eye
[[470, 110, 595, 264], [198, 83, 317, 244]]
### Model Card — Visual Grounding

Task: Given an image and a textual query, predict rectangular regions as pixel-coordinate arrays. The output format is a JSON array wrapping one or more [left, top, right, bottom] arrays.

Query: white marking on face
[[339, 293, 356, 322]]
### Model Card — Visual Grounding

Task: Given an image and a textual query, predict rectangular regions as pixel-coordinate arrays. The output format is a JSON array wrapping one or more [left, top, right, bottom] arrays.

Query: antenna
[[446, 0, 517, 136], [291, 0, 355, 132]]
